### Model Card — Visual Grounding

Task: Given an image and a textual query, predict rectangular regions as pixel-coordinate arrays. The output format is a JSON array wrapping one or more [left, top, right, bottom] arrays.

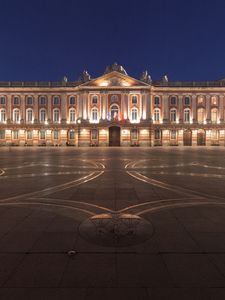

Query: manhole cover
[[79, 213, 153, 247]]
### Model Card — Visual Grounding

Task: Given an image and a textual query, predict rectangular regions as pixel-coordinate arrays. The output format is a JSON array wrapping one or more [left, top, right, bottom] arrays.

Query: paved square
[[1, 147, 225, 299]]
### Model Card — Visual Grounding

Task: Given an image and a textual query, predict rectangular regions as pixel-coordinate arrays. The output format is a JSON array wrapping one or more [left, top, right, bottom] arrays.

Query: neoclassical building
[[0, 62, 225, 147]]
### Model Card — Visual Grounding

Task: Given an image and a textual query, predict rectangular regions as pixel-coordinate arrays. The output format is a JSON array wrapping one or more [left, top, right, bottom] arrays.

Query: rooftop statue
[[79, 70, 91, 82], [140, 70, 152, 84], [104, 62, 128, 75], [162, 75, 169, 83]]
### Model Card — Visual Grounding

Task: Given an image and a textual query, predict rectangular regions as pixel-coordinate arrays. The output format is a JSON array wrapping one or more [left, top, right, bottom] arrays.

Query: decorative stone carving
[[104, 62, 128, 75], [140, 70, 152, 84]]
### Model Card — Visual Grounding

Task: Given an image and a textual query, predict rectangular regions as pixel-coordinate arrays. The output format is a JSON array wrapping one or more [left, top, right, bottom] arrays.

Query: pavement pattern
[[0, 147, 225, 299]]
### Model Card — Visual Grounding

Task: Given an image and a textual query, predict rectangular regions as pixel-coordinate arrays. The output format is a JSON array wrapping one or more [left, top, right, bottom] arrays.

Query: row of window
[[153, 95, 220, 106], [0, 107, 220, 124], [0, 94, 221, 108], [153, 108, 220, 123], [0, 96, 76, 106]]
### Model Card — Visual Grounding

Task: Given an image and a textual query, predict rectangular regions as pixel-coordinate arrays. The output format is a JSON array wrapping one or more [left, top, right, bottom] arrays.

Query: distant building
[[0, 62, 225, 147]]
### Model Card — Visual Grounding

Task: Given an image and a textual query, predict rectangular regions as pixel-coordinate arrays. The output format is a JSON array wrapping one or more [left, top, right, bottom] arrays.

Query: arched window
[[26, 96, 33, 105], [131, 95, 138, 104], [197, 96, 204, 105], [184, 108, 190, 123], [69, 96, 76, 105], [26, 109, 33, 123], [0, 109, 6, 123], [131, 108, 138, 122], [53, 96, 60, 105], [13, 96, 20, 105], [53, 108, 60, 122], [69, 108, 76, 123], [91, 108, 98, 123], [39, 109, 46, 123], [0, 96, 6, 105], [211, 96, 218, 106], [211, 108, 218, 123], [170, 96, 177, 105], [197, 108, 204, 123], [92, 95, 98, 105], [110, 105, 119, 120], [39, 96, 46, 105], [13, 109, 20, 123], [170, 109, 177, 122], [154, 108, 160, 122]]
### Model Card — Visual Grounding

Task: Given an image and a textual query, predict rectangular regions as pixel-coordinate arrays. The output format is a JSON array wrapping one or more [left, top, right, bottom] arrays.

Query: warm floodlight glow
[[99, 81, 109, 87]]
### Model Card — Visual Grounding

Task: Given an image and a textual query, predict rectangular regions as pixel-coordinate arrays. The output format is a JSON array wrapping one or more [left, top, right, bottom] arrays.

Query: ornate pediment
[[79, 71, 150, 88]]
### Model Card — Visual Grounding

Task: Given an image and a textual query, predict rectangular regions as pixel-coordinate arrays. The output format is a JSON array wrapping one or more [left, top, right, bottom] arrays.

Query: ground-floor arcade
[[0, 126, 224, 147]]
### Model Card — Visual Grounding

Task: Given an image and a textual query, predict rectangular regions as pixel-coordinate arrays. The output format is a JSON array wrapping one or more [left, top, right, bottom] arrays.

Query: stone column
[[47, 95, 52, 122], [33, 94, 39, 123], [162, 94, 169, 123], [206, 95, 211, 123], [78, 93, 83, 119], [146, 93, 151, 120], [219, 95, 224, 122], [178, 95, 183, 123], [192, 95, 197, 123], [61, 93, 67, 123]]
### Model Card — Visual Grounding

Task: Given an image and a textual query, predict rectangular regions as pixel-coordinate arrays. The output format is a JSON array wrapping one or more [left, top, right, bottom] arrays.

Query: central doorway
[[109, 126, 120, 146]]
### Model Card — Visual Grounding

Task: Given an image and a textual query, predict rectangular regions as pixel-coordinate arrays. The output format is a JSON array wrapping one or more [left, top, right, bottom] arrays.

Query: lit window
[[131, 128, 138, 140], [110, 105, 119, 120], [0, 130, 5, 139], [27, 131, 33, 140], [13, 109, 20, 123], [92, 96, 98, 105], [12, 130, 19, 139], [154, 129, 161, 140], [53, 109, 60, 122], [198, 96, 204, 105], [131, 108, 138, 122], [170, 109, 176, 122], [170, 96, 177, 105], [39, 109, 46, 122], [69, 96, 76, 105], [13, 96, 20, 105], [91, 108, 98, 122], [0, 96, 6, 105], [39, 96, 46, 105], [53, 130, 59, 140], [211, 96, 218, 106], [211, 130, 218, 140], [211, 108, 218, 123], [184, 97, 190, 105], [69, 108, 76, 123], [53, 96, 60, 105], [184, 109, 190, 123], [154, 108, 160, 122], [91, 129, 98, 140], [197, 108, 204, 123], [26, 109, 33, 123], [69, 130, 75, 140], [0, 109, 6, 123], [27, 96, 33, 105], [171, 130, 177, 139], [131, 95, 137, 105], [154, 96, 160, 105], [40, 130, 46, 140]]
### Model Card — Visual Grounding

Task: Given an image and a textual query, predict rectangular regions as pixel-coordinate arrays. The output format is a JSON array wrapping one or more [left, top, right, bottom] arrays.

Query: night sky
[[1, 0, 225, 82]]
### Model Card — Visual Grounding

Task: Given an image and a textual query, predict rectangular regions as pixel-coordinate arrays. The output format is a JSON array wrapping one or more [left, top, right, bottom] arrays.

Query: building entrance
[[183, 130, 192, 146], [109, 126, 120, 146]]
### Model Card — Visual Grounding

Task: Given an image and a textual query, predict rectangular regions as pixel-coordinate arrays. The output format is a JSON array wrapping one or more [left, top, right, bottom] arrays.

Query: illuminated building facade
[[0, 63, 225, 147]]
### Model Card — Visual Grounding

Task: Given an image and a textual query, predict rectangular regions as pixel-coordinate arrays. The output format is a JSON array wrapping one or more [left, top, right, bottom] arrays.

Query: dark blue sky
[[1, 0, 225, 81]]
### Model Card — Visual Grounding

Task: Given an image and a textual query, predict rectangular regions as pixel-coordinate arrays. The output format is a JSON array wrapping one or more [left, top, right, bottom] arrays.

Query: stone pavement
[[0, 147, 225, 299]]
